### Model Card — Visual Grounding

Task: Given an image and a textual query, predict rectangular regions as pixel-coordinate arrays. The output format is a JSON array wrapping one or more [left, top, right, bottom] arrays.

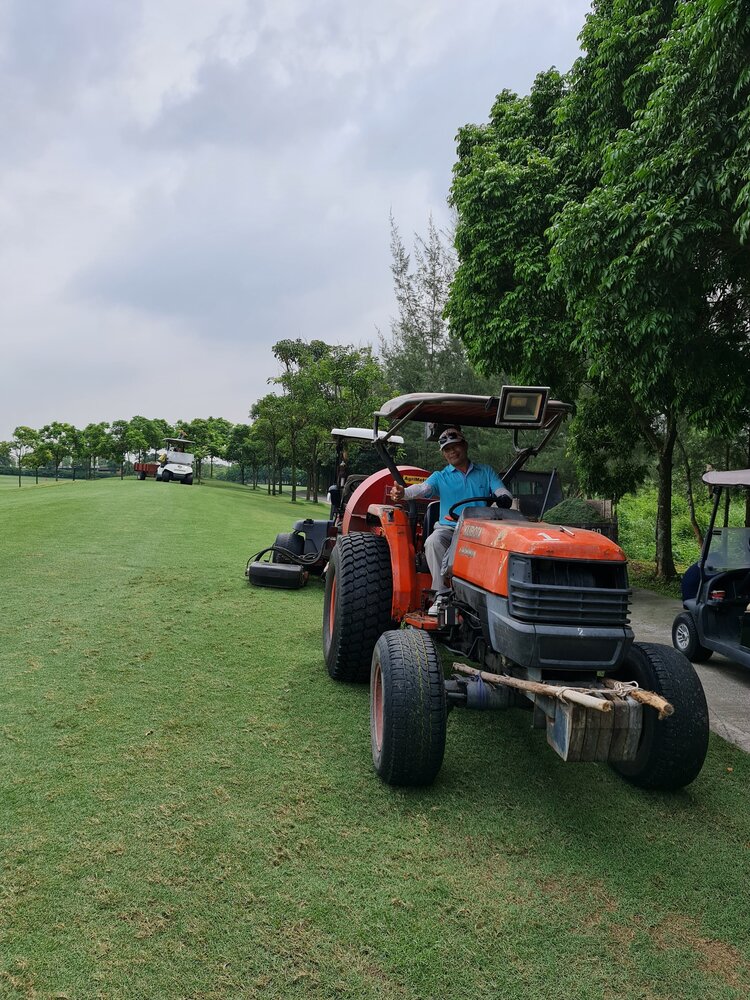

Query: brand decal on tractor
[[462, 524, 484, 539]]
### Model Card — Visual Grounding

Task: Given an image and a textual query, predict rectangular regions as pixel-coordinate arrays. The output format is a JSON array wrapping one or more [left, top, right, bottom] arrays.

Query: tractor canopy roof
[[374, 388, 571, 433], [703, 469, 750, 488], [331, 427, 404, 445]]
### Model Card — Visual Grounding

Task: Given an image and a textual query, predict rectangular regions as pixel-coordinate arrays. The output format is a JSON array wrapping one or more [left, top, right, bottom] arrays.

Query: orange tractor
[[322, 388, 709, 790]]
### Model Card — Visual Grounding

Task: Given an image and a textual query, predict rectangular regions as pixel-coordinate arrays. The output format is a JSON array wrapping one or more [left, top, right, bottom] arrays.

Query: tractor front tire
[[272, 531, 304, 564], [323, 533, 393, 682], [611, 641, 709, 790], [370, 629, 447, 786], [672, 612, 713, 662]]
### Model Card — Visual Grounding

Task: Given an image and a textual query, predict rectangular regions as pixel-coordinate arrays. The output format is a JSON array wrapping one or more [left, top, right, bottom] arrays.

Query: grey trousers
[[425, 524, 456, 594]]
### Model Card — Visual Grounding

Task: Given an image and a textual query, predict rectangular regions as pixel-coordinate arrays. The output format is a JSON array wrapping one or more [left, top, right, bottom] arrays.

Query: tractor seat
[[340, 474, 369, 509], [423, 501, 440, 539]]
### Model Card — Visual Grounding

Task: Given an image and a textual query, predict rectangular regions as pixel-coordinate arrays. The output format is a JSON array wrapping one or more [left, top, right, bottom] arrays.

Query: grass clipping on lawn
[[1, 478, 749, 999]]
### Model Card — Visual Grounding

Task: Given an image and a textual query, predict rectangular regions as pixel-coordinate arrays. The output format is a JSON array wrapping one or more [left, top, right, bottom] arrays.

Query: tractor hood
[[452, 517, 626, 598]]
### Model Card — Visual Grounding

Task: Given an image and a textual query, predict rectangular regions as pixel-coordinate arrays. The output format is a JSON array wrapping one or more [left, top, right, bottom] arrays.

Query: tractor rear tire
[[672, 612, 713, 662], [272, 531, 304, 564], [611, 641, 709, 790], [323, 533, 393, 682], [370, 629, 446, 786]]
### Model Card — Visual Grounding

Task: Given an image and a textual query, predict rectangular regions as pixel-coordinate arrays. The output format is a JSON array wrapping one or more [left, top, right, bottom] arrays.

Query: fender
[[362, 503, 431, 619], [341, 466, 430, 534]]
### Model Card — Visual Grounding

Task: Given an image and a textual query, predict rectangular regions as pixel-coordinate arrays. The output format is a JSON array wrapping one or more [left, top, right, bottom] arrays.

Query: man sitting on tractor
[[389, 426, 512, 615]]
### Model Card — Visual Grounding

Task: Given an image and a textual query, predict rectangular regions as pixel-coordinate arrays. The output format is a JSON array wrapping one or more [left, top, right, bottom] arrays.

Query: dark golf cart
[[673, 469, 750, 666]]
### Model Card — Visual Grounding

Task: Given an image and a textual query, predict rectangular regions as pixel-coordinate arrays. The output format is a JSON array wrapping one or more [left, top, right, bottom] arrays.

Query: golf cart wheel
[[323, 532, 393, 683], [161, 470, 171, 483], [182, 475, 193, 485], [370, 629, 446, 786], [672, 612, 713, 662], [611, 642, 709, 790], [272, 531, 304, 565]]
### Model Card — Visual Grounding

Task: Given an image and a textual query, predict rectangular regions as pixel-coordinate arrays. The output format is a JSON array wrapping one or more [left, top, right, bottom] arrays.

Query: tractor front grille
[[508, 556, 630, 627]]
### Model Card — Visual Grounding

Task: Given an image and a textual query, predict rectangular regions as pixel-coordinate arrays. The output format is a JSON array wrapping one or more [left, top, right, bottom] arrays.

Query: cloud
[[0, 0, 592, 439]]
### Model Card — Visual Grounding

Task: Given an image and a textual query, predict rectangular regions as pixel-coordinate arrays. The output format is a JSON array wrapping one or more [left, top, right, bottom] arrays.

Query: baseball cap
[[438, 427, 466, 450]]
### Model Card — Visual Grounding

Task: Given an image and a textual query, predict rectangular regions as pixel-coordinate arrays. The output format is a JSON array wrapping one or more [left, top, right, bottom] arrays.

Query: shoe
[[427, 594, 449, 616]]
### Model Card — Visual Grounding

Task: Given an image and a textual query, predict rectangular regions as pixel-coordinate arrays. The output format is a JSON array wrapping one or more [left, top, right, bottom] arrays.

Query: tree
[[225, 424, 260, 486], [39, 422, 76, 480], [205, 417, 233, 478], [447, 0, 750, 577], [81, 422, 110, 478], [10, 427, 38, 487], [549, 0, 750, 574], [107, 420, 130, 478], [250, 395, 285, 495]]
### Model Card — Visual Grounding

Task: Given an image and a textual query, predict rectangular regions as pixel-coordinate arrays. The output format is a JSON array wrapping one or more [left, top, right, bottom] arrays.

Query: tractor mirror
[[495, 386, 549, 428]]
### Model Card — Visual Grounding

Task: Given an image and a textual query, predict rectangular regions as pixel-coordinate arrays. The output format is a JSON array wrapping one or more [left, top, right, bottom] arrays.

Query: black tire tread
[[371, 629, 446, 786], [323, 533, 394, 682], [613, 641, 709, 790], [272, 531, 304, 564]]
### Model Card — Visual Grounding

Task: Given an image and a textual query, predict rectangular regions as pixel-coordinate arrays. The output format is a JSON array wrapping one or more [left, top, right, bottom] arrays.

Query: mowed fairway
[[3, 478, 750, 999]]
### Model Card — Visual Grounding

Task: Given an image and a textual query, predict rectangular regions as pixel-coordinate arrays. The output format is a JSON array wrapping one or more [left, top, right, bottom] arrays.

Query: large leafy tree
[[225, 423, 261, 487], [81, 422, 110, 478], [250, 394, 286, 496], [448, 0, 750, 577], [10, 427, 38, 486], [39, 422, 76, 480], [205, 417, 233, 478], [549, 0, 750, 574]]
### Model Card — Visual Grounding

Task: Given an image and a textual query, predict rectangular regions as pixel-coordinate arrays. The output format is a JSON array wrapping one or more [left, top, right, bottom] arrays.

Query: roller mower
[[322, 387, 709, 790], [246, 427, 403, 589]]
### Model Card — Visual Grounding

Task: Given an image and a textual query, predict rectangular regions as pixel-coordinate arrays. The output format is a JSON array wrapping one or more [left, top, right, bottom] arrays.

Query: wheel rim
[[372, 660, 383, 753], [328, 575, 337, 640], [675, 623, 690, 651]]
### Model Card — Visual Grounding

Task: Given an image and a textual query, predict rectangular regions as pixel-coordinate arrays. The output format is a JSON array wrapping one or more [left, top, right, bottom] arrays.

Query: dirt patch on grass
[[652, 913, 750, 990]]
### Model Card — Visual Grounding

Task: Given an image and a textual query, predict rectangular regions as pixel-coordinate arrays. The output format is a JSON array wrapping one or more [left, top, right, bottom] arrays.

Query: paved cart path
[[630, 588, 750, 753]]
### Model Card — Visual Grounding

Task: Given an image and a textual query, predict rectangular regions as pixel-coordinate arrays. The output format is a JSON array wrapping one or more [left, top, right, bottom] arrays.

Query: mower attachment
[[247, 562, 308, 589]]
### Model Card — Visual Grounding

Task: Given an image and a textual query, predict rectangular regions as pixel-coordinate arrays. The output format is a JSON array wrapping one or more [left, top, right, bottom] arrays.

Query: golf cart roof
[[165, 437, 194, 447], [703, 469, 750, 488], [331, 427, 404, 445], [375, 390, 572, 430]]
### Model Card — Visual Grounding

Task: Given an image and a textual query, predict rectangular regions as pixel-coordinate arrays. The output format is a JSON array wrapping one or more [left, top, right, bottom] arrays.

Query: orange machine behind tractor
[[322, 388, 709, 791]]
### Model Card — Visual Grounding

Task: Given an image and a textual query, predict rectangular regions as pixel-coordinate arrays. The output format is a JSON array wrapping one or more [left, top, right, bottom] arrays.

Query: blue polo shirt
[[424, 462, 507, 525]]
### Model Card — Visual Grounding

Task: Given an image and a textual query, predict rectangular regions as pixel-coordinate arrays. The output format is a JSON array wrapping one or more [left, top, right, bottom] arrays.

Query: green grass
[[2, 479, 750, 999]]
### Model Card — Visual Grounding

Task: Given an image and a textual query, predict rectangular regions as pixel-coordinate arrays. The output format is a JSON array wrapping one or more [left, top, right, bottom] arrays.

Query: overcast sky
[[0, 0, 591, 439]]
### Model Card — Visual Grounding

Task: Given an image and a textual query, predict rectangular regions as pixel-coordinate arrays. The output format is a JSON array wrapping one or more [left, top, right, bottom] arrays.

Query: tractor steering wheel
[[447, 494, 511, 522]]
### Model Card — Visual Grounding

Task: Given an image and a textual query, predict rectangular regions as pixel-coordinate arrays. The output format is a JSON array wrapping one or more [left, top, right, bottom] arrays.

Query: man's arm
[[390, 475, 437, 503], [488, 467, 513, 507]]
